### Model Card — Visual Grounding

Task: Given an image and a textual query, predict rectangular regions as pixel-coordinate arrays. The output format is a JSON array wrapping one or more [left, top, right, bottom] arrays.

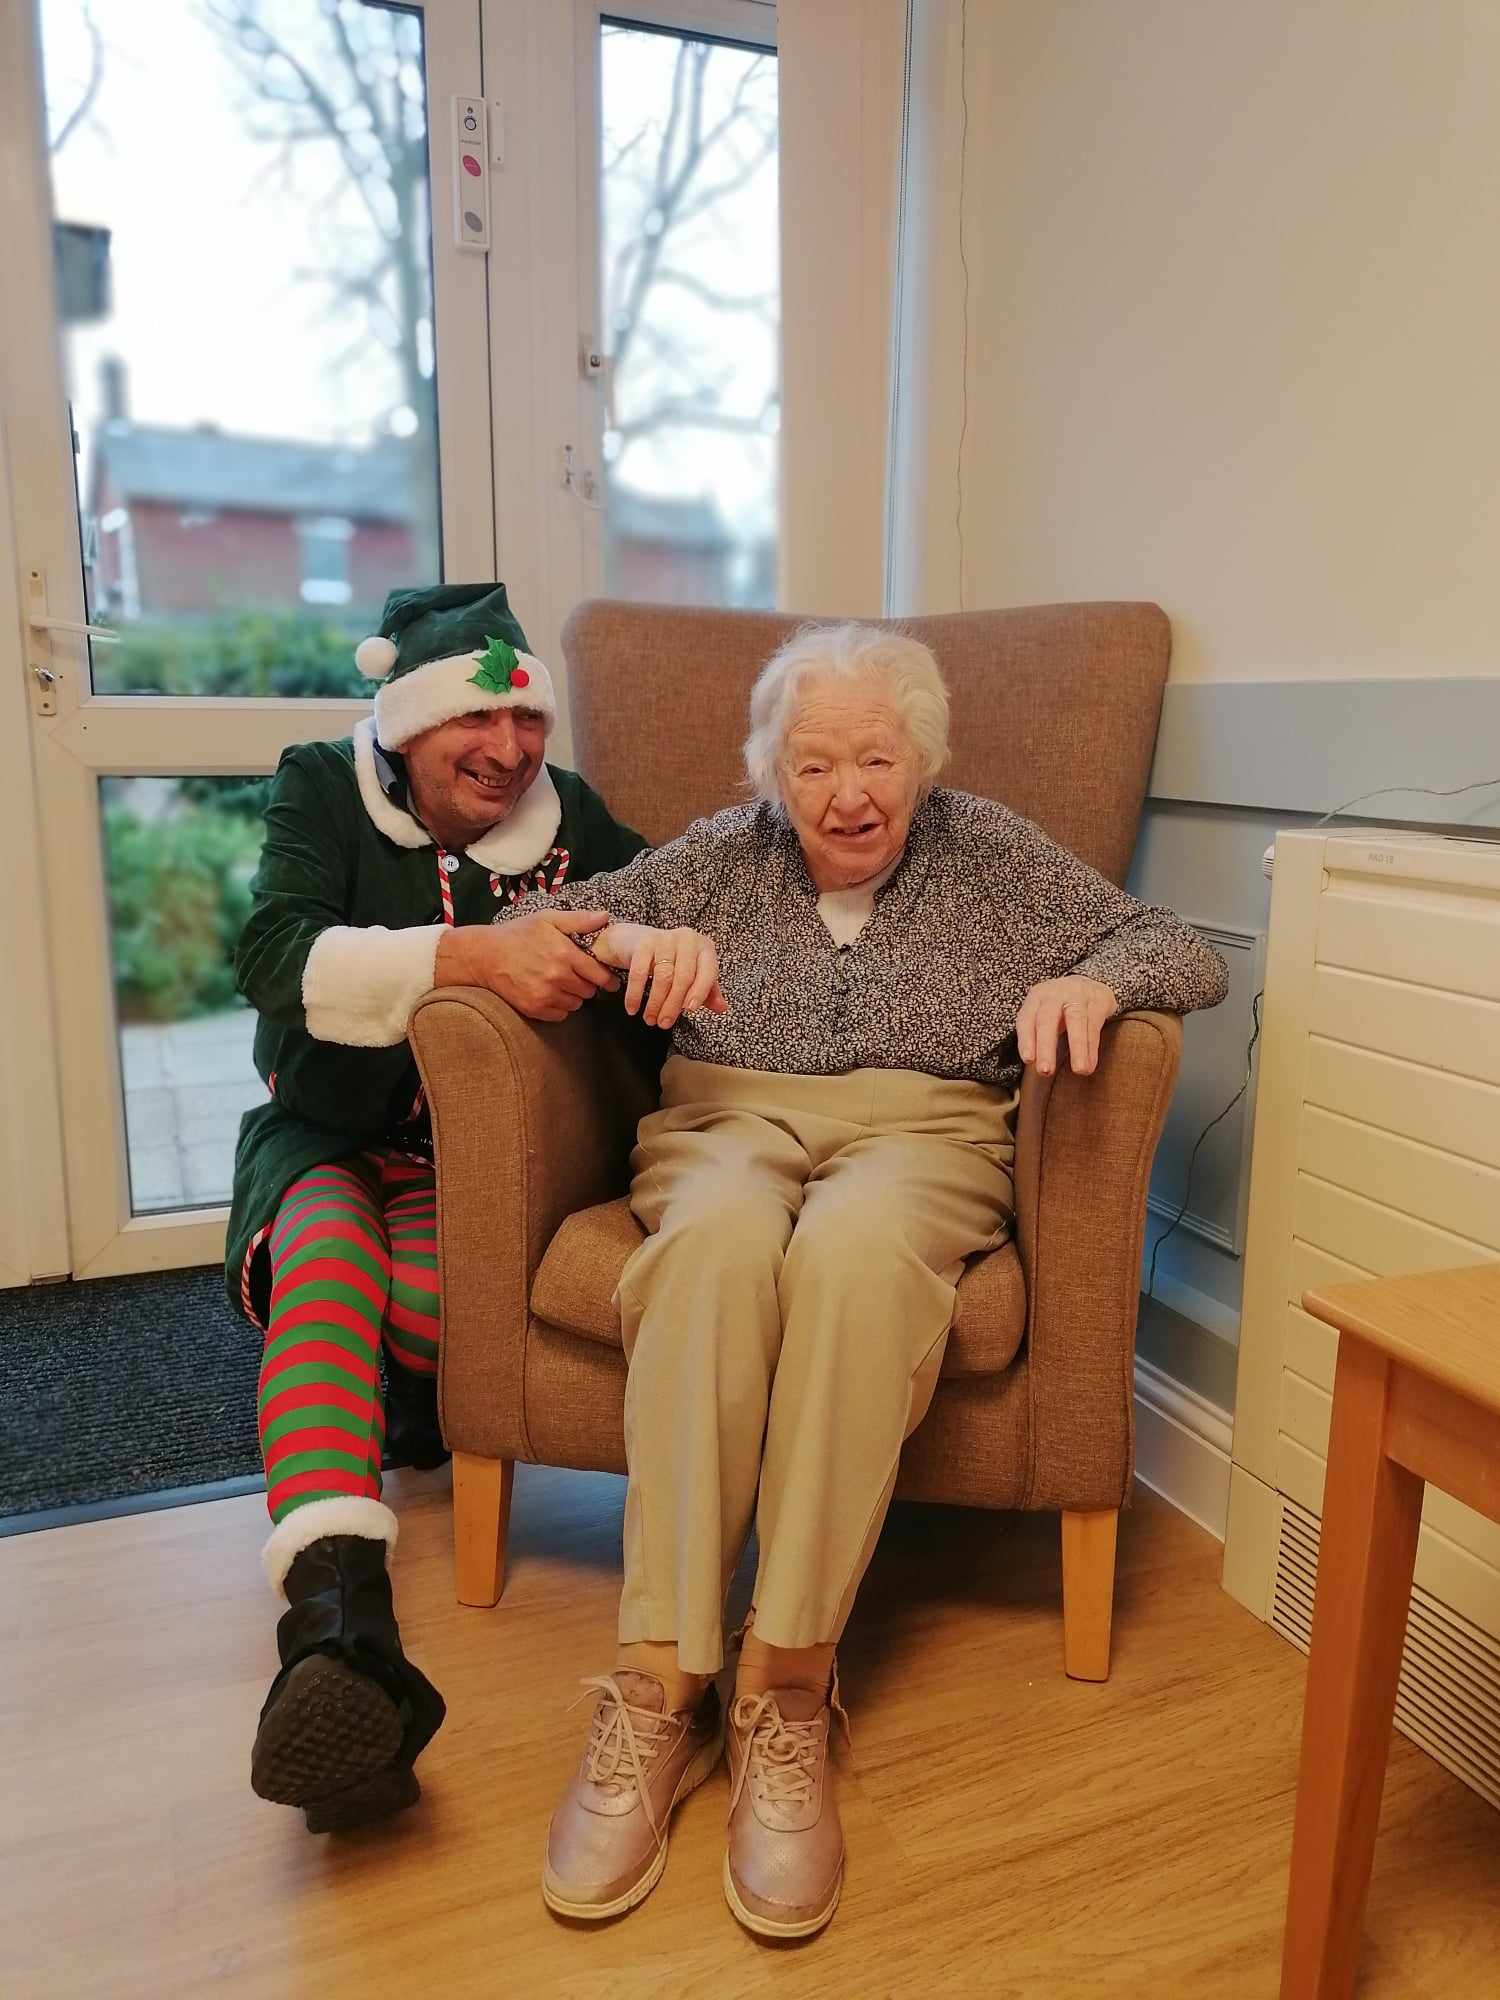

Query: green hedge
[[105, 798, 264, 1024], [98, 614, 370, 1021], [98, 614, 369, 700]]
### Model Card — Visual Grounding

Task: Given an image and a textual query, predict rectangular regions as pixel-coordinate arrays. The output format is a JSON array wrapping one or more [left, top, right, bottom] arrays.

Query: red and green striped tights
[[257, 1151, 439, 1524]]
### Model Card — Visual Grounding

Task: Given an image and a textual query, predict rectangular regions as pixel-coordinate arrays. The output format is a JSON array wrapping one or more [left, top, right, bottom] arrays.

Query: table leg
[[1280, 1338, 1424, 1999]]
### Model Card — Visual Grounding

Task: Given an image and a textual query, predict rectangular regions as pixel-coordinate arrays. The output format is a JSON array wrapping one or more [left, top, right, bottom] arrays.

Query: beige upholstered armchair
[[410, 600, 1182, 1682]]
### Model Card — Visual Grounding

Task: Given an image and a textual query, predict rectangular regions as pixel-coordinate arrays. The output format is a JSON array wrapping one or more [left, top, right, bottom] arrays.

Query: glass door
[[1, 0, 494, 1278]]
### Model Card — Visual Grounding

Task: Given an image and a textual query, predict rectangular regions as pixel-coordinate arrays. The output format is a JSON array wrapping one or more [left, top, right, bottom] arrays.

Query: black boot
[[251, 1534, 446, 1832], [383, 1363, 450, 1472]]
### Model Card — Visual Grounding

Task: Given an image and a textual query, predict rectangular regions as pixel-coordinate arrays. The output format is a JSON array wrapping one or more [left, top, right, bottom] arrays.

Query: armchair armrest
[[409, 986, 659, 1461], [1013, 1009, 1182, 1510]]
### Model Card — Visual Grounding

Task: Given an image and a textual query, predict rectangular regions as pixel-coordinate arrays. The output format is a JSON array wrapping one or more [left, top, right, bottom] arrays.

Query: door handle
[[28, 613, 121, 643]]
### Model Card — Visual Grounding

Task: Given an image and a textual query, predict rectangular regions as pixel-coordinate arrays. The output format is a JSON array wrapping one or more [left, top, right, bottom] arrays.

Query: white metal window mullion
[[424, 0, 502, 585], [481, 0, 590, 764]]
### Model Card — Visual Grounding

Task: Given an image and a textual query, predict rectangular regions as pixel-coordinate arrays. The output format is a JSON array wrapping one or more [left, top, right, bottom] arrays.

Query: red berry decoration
[[511, 666, 530, 688]]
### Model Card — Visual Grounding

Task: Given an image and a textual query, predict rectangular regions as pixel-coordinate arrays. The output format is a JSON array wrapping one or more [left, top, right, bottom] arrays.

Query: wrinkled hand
[[434, 909, 617, 1023], [1016, 975, 1119, 1077], [597, 922, 728, 1029]]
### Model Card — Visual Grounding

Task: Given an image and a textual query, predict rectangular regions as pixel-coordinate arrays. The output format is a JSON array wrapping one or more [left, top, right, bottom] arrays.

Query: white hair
[[742, 622, 951, 809]]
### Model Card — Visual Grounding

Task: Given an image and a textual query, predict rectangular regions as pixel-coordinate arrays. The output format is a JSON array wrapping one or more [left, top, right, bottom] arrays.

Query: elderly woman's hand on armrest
[[1016, 974, 1120, 1078], [596, 921, 728, 1030]]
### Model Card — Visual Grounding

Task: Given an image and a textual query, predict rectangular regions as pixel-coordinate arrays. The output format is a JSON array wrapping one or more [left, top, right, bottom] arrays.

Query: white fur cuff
[[302, 923, 441, 1047], [262, 1496, 400, 1597]]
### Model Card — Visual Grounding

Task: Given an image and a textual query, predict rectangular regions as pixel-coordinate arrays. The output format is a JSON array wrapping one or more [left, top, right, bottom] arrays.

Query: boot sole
[[541, 1726, 725, 1921], [304, 1762, 420, 1833], [251, 1655, 406, 1821], [722, 1852, 843, 1940]]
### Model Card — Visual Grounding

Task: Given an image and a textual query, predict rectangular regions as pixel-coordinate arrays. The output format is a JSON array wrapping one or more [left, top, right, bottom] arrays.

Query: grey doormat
[[0, 1266, 267, 1528]]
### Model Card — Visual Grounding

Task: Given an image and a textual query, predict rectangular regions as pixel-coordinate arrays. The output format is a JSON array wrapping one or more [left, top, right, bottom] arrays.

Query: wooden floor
[[2, 1470, 1495, 1999]]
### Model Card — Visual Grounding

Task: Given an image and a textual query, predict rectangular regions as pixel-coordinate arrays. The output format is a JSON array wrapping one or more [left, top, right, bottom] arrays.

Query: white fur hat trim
[[373, 647, 557, 749]]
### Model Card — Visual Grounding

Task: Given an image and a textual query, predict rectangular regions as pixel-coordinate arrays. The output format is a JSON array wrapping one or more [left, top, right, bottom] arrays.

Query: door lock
[[23, 568, 109, 716]]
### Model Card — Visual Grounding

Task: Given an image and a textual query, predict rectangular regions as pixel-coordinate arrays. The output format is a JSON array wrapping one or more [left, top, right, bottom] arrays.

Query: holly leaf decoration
[[470, 634, 520, 694]]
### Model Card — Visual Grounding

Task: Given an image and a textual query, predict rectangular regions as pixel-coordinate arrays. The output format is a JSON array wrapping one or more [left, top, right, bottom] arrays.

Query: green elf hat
[[354, 582, 558, 749]]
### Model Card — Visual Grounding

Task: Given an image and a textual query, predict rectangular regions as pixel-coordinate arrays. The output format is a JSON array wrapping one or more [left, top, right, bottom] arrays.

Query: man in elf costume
[[230, 582, 646, 1832]]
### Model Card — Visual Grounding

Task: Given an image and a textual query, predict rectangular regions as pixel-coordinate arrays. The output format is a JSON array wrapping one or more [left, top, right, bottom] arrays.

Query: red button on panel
[[462, 152, 482, 177]]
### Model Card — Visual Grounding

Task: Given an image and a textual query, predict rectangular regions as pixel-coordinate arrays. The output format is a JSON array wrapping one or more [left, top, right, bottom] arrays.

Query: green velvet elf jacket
[[225, 717, 647, 1325]]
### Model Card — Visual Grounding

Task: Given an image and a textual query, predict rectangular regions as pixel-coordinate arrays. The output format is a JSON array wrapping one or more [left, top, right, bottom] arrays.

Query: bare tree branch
[[49, 1, 105, 155], [607, 37, 778, 398], [206, 0, 393, 244], [202, 0, 438, 576], [603, 126, 649, 178], [614, 393, 778, 443], [652, 269, 775, 313], [598, 33, 779, 469]]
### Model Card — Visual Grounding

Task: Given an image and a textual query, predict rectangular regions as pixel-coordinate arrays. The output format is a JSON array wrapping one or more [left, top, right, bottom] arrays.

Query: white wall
[[898, 0, 1500, 684], [889, 0, 1500, 1426]]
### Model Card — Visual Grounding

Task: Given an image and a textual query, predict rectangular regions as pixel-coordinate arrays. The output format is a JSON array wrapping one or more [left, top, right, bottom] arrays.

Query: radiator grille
[[1271, 1496, 1500, 1811]]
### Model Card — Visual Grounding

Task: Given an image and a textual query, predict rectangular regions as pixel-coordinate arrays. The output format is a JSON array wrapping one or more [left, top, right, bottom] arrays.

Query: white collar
[[814, 853, 903, 909], [352, 716, 563, 874]]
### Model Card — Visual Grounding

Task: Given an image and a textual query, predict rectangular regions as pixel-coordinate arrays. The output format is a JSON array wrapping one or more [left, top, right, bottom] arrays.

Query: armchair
[[410, 599, 1182, 1680]]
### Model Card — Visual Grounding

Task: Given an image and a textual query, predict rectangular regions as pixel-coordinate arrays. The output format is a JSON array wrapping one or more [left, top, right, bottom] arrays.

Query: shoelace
[[570, 1675, 676, 1841], [728, 1671, 852, 1817]]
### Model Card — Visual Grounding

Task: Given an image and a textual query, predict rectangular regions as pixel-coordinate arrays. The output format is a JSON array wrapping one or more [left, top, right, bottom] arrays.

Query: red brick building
[[88, 422, 417, 624], [605, 485, 775, 610], [87, 419, 776, 624]]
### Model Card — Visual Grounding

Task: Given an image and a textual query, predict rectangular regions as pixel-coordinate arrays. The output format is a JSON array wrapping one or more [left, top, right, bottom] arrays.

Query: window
[[298, 515, 355, 608], [42, 0, 444, 693], [596, 17, 780, 609]]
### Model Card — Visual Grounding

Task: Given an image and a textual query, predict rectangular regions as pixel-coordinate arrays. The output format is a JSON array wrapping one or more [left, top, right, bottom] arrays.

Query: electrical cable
[[1146, 992, 1261, 1302], [1309, 774, 1500, 828]]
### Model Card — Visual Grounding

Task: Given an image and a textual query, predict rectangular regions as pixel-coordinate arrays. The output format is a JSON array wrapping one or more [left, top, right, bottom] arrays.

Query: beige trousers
[[614, 1057, 1017, 1673]]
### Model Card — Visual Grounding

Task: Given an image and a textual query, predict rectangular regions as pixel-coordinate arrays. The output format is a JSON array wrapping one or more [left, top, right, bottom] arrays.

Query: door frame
[[0, 0, 496, 1280], [0, 413, 70, 1286]]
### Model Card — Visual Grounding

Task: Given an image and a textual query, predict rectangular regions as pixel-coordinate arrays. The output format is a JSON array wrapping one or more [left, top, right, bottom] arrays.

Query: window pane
[[41, 0, 440, 696], [102, 776, 266, 1213], [599, 23, 779, 609]]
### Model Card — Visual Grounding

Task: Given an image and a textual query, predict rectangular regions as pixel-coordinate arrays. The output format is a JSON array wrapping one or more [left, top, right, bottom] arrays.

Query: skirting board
[[1133, 1356, 1233, 1541], [1141, 1267, 1241, 1345]]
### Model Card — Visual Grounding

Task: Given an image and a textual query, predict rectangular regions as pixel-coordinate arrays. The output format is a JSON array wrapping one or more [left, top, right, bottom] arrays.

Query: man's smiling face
[[403, 705, 547, 849]]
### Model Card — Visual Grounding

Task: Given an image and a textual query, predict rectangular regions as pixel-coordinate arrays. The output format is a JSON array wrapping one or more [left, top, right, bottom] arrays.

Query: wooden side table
[[1280, 1262, 1500, 1999]]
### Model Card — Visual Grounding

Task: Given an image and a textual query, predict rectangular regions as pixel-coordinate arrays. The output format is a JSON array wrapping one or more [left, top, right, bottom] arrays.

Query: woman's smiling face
[[779, 676, 922, 892]]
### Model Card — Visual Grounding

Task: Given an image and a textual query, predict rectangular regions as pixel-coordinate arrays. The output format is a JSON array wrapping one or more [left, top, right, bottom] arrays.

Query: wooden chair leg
[[1280, 1340, 1423, 2000], [453, 1453, 515, 1607], [1061, 1507, 1118, 1681]]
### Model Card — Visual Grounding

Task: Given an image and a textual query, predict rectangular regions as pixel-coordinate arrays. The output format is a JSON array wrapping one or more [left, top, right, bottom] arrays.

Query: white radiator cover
[[1225, 828, 1500, 1806]]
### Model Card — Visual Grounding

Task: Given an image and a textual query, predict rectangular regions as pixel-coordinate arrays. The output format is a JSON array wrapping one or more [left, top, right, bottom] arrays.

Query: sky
[[45, 0, 419, 478], [42, 0, 780, 543]]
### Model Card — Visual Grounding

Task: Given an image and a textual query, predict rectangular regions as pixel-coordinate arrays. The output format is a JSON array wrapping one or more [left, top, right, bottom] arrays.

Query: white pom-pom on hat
[[355, 635, 398, 681]]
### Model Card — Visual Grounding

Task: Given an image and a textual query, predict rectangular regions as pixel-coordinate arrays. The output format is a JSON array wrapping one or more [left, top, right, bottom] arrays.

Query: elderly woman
[[485, 623, 1226, 1937]]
